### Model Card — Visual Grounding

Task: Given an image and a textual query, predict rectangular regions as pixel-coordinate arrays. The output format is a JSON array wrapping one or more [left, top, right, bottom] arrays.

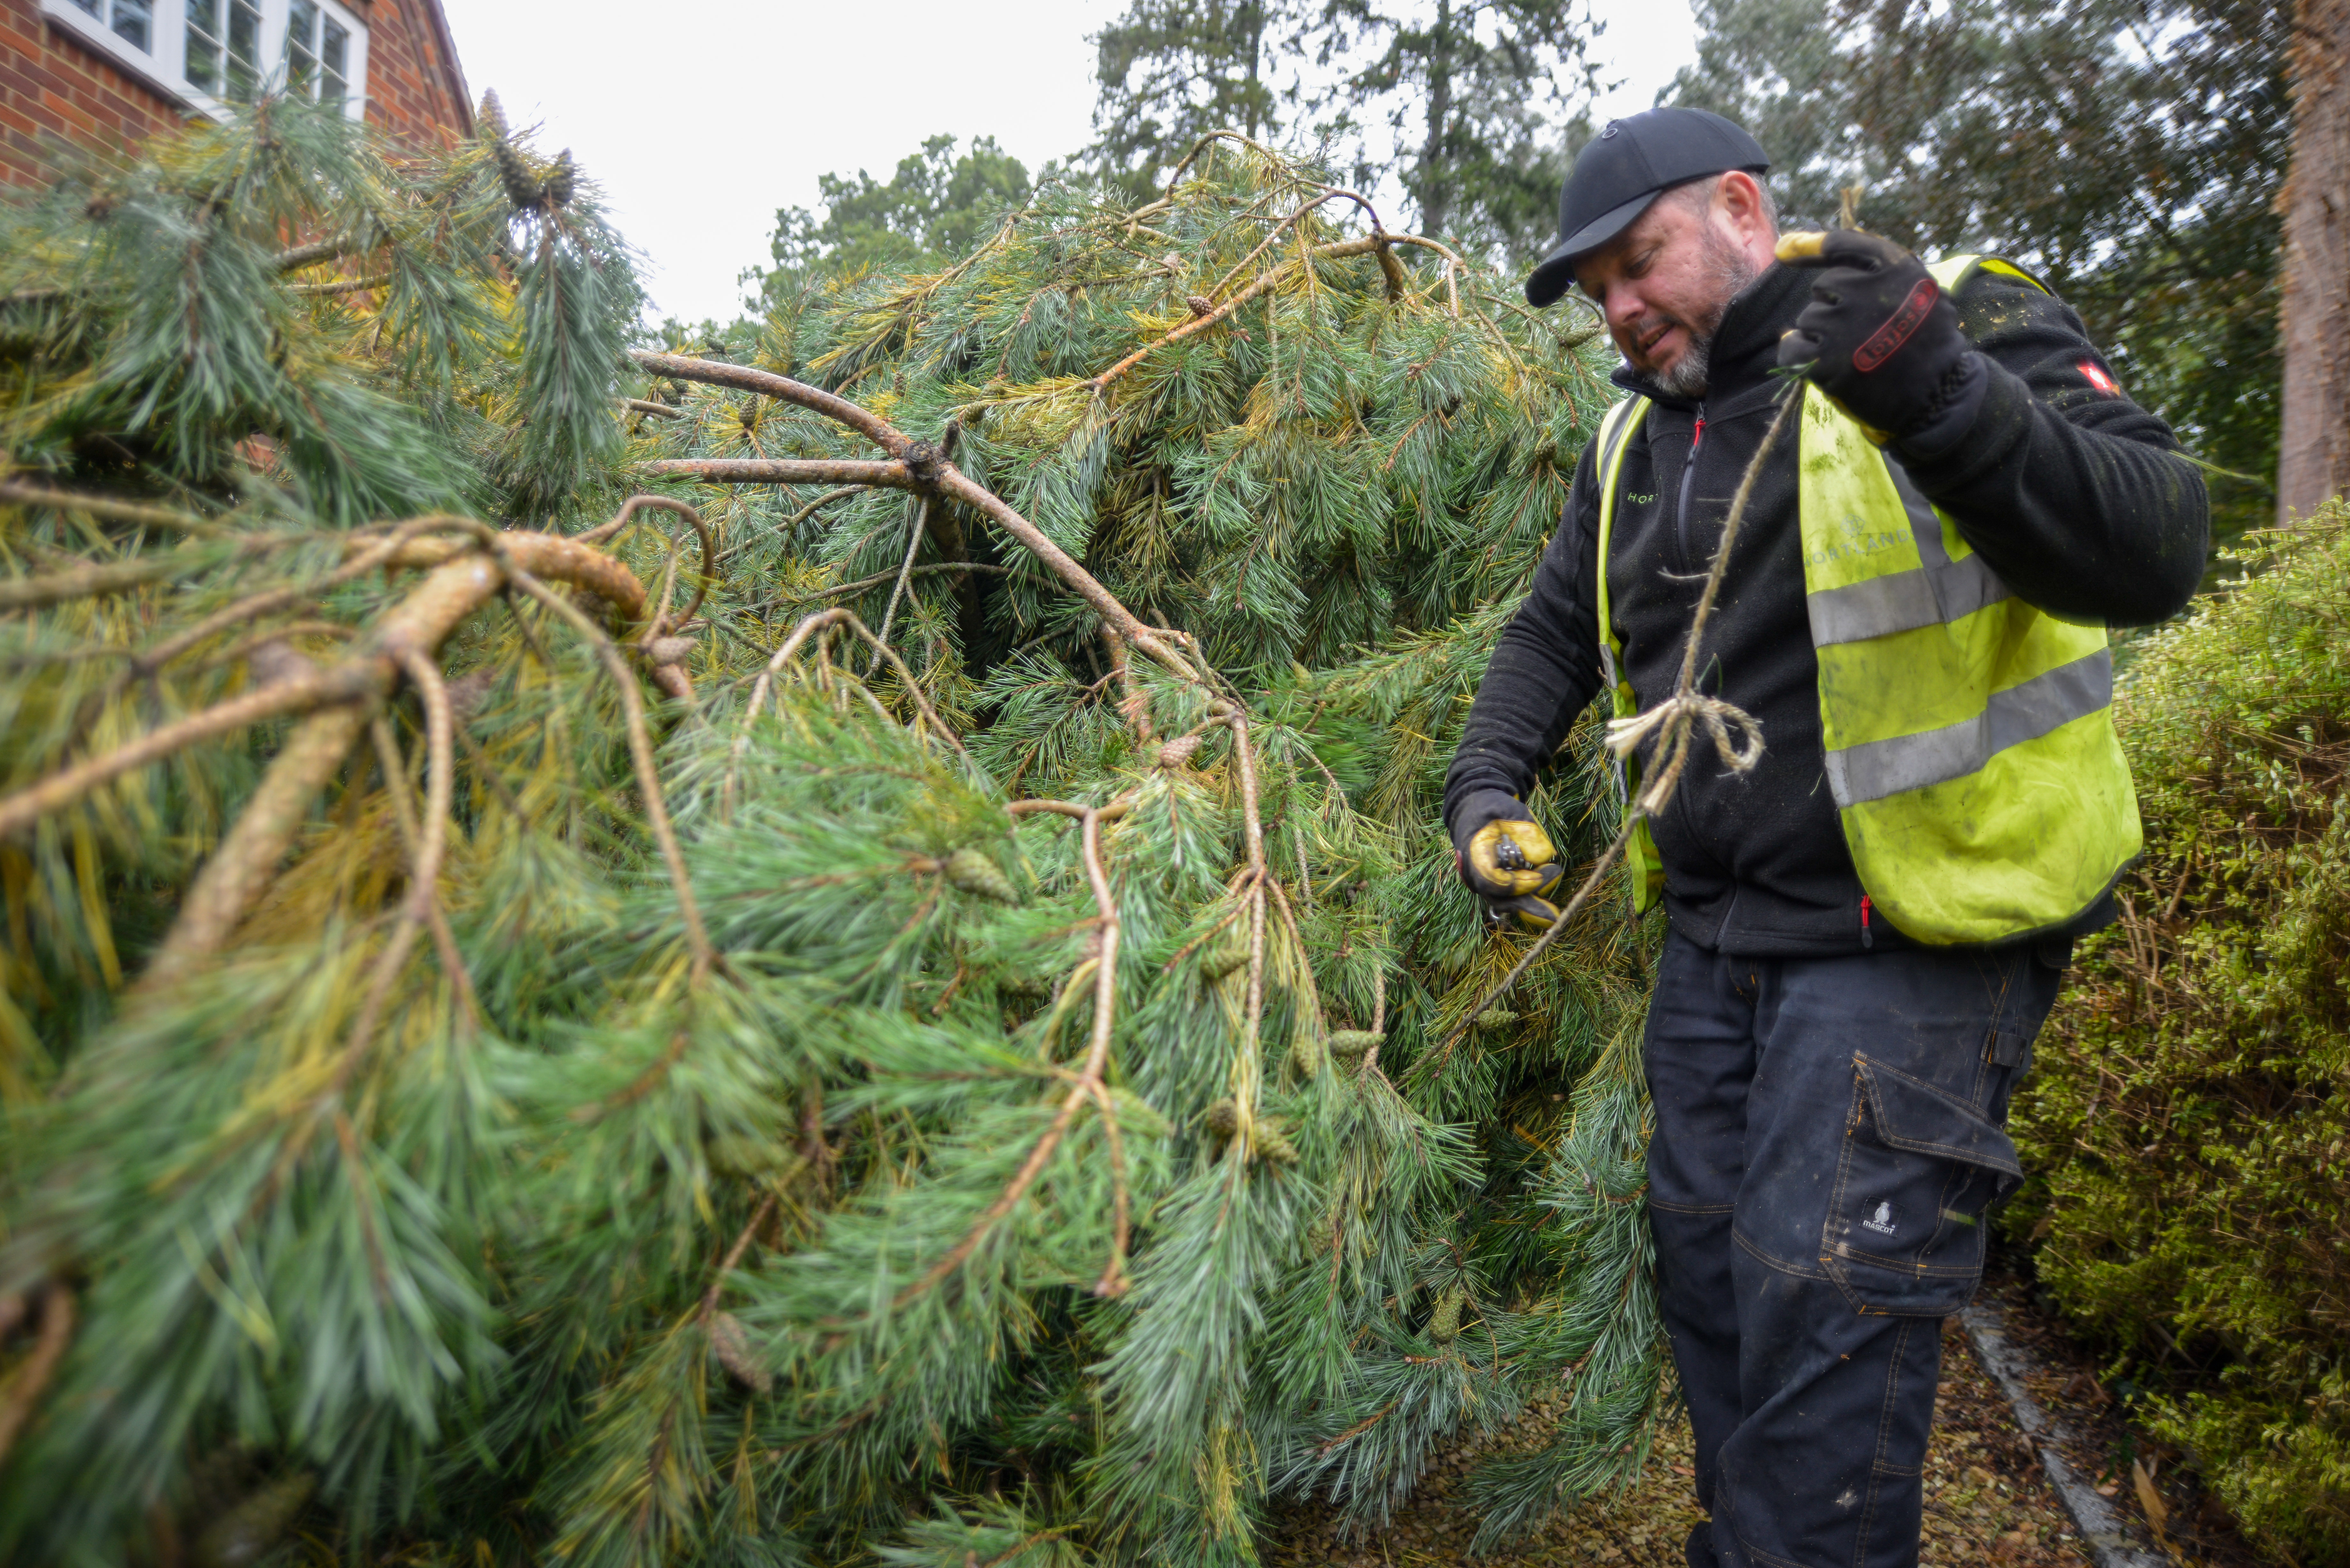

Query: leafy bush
[[2011, 504, 2350, 1565]]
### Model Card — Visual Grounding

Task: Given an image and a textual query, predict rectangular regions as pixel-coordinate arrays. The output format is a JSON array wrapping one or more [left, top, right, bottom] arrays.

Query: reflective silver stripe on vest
[[1805, 462, 2014, 646], [1822, 648, 2113, 808]]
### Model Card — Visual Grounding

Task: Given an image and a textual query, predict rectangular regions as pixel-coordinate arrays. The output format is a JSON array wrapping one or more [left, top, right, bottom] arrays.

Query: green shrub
[[2011, 503, 2350, 1565]]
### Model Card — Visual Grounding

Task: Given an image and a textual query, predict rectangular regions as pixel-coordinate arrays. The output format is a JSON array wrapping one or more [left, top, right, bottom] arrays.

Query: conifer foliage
[[0, 111, 1664, 1565]]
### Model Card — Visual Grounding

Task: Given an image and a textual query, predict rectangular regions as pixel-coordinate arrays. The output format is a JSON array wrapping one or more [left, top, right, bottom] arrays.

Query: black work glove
[[1449, 788, 1564, 931], [1774, 230, 1974, 445]]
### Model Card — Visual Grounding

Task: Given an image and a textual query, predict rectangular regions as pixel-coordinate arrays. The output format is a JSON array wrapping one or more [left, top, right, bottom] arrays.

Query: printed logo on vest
[[1861, 1201, 1903, 1237]]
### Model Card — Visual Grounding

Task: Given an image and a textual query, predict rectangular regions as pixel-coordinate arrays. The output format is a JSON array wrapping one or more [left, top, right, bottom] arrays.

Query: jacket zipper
[[1861, 894, 1875, 949], [1675, 411, 1706, 572]]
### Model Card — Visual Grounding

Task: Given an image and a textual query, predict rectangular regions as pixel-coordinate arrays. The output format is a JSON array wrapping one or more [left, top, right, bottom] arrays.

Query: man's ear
[[1715, 170, 1778, 261]]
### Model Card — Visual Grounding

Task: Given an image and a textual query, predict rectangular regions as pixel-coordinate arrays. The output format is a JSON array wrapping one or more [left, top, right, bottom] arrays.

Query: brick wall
[[0, 0, 470, 189], [354, 0, 471, 150], [0, 2, 182, 185]]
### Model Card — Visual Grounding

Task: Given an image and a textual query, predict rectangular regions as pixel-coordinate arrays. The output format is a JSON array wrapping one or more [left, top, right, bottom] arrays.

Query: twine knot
[[1604, 692, 1765, 813]]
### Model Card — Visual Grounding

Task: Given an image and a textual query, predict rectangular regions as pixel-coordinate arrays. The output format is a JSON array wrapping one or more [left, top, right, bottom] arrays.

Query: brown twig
[[0, 479, 222, 536], [632, 353, 1198, 679], [290, 273, 390, 297], [369, 718, 480, 1033], [1086, 236, 1381, 395], [142, 527, 663, 981], [0, 538, 264, 612], [504, 569, 714, 980], [795, 561, 1014, 602], [0, 1283, 74, 1465], [785, 486, 867, 527], [699, 1192, 781, 1320], [576, 494, 716, 634]]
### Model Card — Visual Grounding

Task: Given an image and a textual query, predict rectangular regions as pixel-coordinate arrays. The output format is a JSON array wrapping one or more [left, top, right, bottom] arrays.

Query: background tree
[[1091, 0, 1309, 187], [1090, 0, 1598, 260], [1669, 0, 2292, 549], [747, 133, 1033, 309], [2277, 0, 2350, 524], [1312, 0, 1597, 256]]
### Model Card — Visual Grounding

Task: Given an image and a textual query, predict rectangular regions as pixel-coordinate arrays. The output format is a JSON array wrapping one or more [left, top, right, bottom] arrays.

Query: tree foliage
[[750, 135, 1034, 309], [0, 112, 1670, 1566], [1090, 0, 1597, 257], [2010, 506, 2350, 1568], [1669, 0, 2290, 547]]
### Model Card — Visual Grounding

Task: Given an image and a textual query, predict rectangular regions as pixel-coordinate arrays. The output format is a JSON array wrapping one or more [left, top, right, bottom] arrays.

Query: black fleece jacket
[[1443, 260, 2209, 957]]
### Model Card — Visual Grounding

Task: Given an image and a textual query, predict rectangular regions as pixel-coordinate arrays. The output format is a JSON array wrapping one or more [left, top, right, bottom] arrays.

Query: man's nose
[[1602, 283, 1645, 330]]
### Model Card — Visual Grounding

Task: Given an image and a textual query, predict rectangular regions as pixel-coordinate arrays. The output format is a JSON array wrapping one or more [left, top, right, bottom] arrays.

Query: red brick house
[[0, 0, 472, 186]]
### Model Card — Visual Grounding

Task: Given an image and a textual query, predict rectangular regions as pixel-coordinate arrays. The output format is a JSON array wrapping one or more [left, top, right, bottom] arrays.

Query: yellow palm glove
[[1452, 793, 1566, 931]]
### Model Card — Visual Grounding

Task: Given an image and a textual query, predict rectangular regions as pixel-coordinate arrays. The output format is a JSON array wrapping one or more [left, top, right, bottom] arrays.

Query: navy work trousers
[[1643, 929, 2061, 1568]]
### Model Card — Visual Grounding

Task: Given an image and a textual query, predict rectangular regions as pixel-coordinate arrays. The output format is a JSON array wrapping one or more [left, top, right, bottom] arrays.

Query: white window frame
[[40, 0, 368, 124]]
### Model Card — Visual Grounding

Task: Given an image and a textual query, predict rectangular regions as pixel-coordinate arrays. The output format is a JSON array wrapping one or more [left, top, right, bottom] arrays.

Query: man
[[1444, 108, 2206, 1568]]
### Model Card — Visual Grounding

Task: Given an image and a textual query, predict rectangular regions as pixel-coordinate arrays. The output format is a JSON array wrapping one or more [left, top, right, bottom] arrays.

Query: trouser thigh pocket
[[1823, 1054, 2021, 1316]]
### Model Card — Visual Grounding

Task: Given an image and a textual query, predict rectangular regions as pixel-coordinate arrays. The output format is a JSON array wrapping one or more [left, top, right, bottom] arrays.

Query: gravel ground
[[1271, 1316, 2094, 1568]]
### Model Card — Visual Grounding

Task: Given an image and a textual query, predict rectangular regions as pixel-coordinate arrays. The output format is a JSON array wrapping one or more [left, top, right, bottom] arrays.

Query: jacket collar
[[1607, 262, 1809, 411]]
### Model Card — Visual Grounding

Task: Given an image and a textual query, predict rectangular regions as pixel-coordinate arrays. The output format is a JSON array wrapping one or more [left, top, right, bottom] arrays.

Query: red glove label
[[1853, 278, 1940, 373], [2079, 360, 2120, 396]]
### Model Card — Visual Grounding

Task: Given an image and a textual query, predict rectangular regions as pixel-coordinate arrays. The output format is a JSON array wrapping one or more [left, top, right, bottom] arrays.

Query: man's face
[[1572, 179, 1764, 396]]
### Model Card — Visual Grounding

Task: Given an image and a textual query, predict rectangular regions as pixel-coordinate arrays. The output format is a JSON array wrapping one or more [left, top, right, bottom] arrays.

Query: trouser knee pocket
[[1823, 1055, 2021, 1316]]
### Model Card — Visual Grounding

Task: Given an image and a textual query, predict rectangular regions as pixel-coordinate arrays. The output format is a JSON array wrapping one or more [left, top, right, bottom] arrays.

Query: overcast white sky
[[438, 0, 1697, 326]]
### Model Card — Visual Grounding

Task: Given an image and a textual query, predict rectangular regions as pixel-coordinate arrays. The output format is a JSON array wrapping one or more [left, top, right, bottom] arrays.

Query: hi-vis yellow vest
[[1590, 255, 2141, 946]]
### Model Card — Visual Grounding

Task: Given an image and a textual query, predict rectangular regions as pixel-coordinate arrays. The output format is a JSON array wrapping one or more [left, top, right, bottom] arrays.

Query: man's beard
[[1641, 230, 1764, 400]]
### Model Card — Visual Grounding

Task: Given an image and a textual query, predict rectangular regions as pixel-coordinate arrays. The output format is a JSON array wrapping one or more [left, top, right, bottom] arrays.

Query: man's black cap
[[1525, 108, 1770, 307]]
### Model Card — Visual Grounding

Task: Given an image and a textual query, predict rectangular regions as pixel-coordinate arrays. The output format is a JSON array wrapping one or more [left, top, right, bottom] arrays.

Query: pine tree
[[1669, 0, 2290, 547], [1091, 0, 1597, 257], [0, 112, 1665, 1567]]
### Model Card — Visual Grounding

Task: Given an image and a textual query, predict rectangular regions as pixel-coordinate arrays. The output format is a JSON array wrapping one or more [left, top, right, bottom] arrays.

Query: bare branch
[[0, 1284, 74, 1465], [504, 569, 715, 980], [891, 799, 1131, 1312], [644, 458, 912, 489]]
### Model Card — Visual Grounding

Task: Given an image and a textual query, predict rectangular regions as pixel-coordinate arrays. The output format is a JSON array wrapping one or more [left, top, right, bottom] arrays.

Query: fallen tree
[[0, 107, 1677, 1566]]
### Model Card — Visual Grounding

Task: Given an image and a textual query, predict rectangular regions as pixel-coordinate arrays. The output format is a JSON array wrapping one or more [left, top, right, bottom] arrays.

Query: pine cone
[[1253, 1118, 1300, 1162], [645, 636, 695, 667], [194, 1473, 315, 1568], [1199, 928, 1250, 980], [1327, 1029, 1382, 1060], [1292, 1031, 1325, 1079], [492, 139, 542, 212], [1427, 1285, 1465, 1344], [708, 1311, 773, 1393], [944, 848, 1020, 904], [1157, 733, 1202, 769], [476, 88, 509, 140], [545, 150, 576, 209], [1473, 1008, 1520, 1033], [1187, 294, 1214, 317], [1204, 1097, 1239, 1140]]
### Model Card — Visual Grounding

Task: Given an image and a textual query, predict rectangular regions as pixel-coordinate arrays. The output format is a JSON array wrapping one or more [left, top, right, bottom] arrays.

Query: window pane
[[225, 0, 260, 100], [70, 0, 99, 17], [286, 0, 318, 89], [321, 19, 346, 76], [185, 0, 221, 92], [110, 0, 152, 51]]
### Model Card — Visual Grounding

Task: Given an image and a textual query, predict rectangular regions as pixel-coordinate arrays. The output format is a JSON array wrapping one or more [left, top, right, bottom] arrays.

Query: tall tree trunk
[[1241, 1, 1264, 138], [2278, 0, 2350, 523], [1419, 0, 1456, 237]]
